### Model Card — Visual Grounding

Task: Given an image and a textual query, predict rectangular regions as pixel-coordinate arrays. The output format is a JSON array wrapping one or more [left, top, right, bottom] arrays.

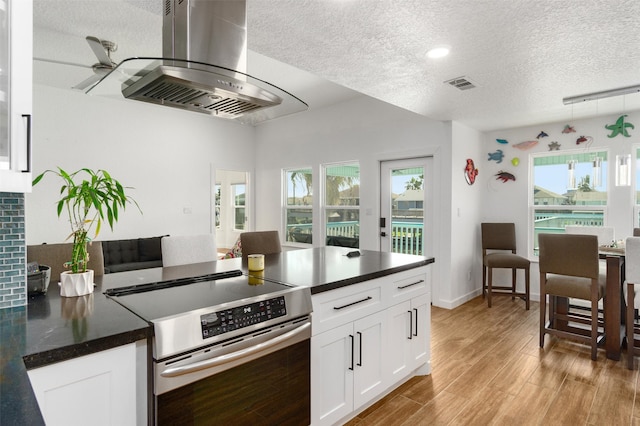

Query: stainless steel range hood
[[87, 0, 307, 125]]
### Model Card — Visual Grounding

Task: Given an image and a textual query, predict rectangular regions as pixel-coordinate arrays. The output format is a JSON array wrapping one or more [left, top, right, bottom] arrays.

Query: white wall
[[483, 110, 640, 300], [253, 95, 481, 308], [26, 85, 255, 245], [446, 122, 484, 308]]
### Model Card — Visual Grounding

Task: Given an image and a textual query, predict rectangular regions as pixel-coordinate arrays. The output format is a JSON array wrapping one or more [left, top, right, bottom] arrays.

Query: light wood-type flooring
[[346, 296, 640, 425]]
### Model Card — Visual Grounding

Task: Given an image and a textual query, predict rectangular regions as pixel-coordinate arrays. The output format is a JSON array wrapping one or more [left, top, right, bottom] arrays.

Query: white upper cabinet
[[0, 0, 32, 193]]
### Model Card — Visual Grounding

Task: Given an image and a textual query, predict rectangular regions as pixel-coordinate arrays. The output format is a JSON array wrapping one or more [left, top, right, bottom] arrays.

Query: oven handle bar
[[160, 321, 311, 378]]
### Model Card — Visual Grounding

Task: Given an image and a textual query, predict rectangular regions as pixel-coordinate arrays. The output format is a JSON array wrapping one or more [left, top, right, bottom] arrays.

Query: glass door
[[380, 158, 432, 255]]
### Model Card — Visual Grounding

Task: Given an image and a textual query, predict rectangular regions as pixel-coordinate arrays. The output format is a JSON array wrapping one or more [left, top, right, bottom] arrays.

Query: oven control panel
[[200, 296, 287, 339]]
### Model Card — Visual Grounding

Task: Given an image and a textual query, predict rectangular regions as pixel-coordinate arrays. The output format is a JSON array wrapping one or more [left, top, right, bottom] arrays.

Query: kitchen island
[[1, 247, 433, 425]]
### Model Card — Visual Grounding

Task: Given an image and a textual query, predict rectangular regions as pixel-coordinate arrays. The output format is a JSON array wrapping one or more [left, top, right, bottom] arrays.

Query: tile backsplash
[[0, 193, 26, 309]]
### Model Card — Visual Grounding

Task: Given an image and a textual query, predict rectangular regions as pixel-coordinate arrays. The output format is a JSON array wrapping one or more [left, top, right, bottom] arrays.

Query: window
[[531, 150, 608, 255], [285, 168, 313, 244], [232, 183, 246, 230], [324, 163, 360, 248]]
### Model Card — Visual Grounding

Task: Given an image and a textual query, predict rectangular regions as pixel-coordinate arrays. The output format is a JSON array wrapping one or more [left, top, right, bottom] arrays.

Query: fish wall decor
[[537, 131, 549, 139], [496, 139, 509, 144], [464, 159, 478, 185], [487, 149, 504, 163], [511, 157, 520, 166], [495, 171, 516, 183], [605, 115, 634, 138], [548, 141, 561, 151], [576, 135, 593, 145], [513, 140, 538, 150], [562, 125, 576, 133]]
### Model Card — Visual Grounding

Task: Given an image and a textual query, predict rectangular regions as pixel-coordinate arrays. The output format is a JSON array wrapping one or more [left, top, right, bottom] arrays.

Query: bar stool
[[481, 223, 530, 309]]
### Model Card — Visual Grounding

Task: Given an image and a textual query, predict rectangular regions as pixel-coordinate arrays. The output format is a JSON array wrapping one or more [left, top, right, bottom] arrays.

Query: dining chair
[[539, 233, 605, 360], [161, 234, 218, 267], [481, 223, 530, 309], [565, 225, 614, 246], [240, 230, 282, 260], [625, 236, 640, 369]]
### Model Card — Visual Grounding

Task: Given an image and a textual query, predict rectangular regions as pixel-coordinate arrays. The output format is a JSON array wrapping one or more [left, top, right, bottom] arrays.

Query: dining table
[[599, 246, 626, 361]]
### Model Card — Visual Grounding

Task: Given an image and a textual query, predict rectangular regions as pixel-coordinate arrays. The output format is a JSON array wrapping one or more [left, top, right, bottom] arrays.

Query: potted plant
[[32, 167, 140, 297]]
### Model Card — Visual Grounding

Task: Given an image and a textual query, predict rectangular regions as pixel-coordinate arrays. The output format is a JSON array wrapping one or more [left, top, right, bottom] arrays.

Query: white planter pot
[[59, 270, 95, 297]]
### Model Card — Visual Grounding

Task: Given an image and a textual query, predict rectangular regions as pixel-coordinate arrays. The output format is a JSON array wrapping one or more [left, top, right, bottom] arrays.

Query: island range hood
[[87, 0, 308, 125]]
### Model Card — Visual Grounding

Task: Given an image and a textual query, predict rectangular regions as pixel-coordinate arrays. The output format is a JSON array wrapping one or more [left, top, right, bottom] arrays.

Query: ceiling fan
[[73, 36, 118, 90], [35, 36, 118, 91]]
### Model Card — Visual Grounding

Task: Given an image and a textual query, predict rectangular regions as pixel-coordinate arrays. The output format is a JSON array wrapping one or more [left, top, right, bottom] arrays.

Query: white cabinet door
[[27, 342, 143, 426], [387, 293, 431, 384], [0, 0, 32, 193], [353, 310, 385, 410], [386, 300, 413, 383], [311, 322, 354, 426], [410, 293, 430, 368]]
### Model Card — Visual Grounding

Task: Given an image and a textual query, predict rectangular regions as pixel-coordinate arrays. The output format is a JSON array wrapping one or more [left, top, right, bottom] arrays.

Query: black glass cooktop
[[107, 271, 293, 322]]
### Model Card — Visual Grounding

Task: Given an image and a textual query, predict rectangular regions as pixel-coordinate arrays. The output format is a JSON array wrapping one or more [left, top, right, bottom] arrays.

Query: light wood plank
[[357, 296, 640, 426]]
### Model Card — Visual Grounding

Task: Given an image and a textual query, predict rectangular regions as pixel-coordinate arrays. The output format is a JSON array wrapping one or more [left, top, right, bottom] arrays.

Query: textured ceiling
[[33, 0, 640, 131]]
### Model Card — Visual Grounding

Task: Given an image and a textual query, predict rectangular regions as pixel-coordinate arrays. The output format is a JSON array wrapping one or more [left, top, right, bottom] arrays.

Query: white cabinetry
[[311, 266, 431, 426], [0, 0, 32, 193], [27, 341, 147, 426], [311, 310, 385, 425], [387, 293, 430, 383]]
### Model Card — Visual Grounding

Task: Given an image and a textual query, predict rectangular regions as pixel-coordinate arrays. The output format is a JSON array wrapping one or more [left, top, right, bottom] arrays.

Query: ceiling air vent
[[444, 76, 477, 91]]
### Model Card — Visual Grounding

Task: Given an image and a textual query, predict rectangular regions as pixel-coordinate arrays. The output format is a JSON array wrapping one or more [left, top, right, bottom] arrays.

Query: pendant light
[[568, 160, 577, 189]]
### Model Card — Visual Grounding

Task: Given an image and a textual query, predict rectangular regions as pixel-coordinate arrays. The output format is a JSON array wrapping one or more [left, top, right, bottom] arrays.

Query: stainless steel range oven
[[107, 270, 312, 425]]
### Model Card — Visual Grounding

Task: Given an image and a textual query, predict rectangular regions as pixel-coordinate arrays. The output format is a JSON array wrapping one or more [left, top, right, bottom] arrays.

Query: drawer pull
[[333, 296, 372, 310], [357, 331, 363, 367], [349, 334, 354, 371], [397, 279, 424, 290]]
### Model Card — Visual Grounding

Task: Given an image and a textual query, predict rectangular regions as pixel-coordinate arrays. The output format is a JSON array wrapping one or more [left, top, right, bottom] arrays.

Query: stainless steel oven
[[107, 270, 313, 425]]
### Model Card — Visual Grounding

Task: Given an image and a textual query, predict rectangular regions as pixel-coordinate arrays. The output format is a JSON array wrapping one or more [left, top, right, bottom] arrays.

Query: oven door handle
[[160, 321, 311, 378]]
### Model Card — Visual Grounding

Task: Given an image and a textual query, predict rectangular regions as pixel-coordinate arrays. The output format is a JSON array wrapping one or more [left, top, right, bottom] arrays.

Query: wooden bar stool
[[481, 223, 530, 309]]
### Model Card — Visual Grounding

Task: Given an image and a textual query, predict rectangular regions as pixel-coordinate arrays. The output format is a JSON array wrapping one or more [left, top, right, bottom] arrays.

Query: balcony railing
[[286, 221, 424, 255]]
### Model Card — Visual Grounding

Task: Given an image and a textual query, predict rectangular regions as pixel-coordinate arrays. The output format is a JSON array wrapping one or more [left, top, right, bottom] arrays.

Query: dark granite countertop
[[0, 246, 433, 425], [1, 277, 151, 426]]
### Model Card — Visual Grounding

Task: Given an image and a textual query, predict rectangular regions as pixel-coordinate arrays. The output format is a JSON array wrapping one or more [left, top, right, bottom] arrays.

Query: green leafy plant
[[32, 167, 140, 274]]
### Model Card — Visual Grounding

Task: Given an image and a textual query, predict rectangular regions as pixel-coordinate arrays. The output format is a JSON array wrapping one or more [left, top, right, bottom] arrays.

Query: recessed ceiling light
[[427, 46, 450, 59]]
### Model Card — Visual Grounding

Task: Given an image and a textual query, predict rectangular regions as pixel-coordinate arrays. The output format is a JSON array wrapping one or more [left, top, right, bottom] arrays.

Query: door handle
[[408, 310, 413, 340], [356, 331, 363, 367], [380, 232, 386, 237], [349, 334, 354, 371], [413, 308, 418, 337]]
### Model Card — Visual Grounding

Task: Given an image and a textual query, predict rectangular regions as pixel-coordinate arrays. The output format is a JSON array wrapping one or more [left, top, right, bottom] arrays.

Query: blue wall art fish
[[487, 149, 504, 163], [605, 115, 634, 138], [496, 139, 508, 144], [537, 131, 549, 139]]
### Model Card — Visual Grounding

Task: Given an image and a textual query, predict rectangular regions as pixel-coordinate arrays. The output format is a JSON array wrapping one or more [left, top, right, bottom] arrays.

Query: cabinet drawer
[[386, 267, 429, 304], [312, 280, 383, 335]]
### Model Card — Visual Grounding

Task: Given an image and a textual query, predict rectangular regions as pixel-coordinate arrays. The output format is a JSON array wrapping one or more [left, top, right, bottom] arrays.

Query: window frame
[[283, 167, 314, 247], [322, 161, 361, 248], [529, 148, 609, 257]]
